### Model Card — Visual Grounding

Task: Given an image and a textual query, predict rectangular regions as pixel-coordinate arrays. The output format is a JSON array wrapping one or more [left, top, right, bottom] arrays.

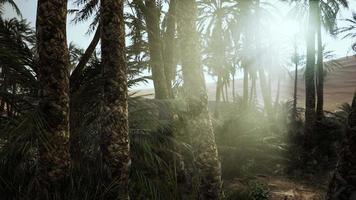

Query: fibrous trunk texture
[[327, 94, 356, 200], [145, 0, 169, 99], [304, 0, 318, 147], [100, 0, 130, 199], [178, 0, 222, 199], [316, 6, 324, 120], [36, 0, 70, 188], [163, 0, 177, 98]]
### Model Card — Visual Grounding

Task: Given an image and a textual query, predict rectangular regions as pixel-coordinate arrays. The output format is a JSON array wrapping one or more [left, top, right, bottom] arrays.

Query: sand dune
[[134, 55, 356, 111]]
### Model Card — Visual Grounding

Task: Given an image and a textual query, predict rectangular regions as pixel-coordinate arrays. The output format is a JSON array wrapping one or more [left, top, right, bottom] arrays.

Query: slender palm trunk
[[222, 82, 226, 102], [243, 67, 249, 107], [36, 0, 70, 188], [293, 60, 298, 118], [304, 0, 318, 147], [274, 77, 281, 107], [249, 74, 255, 105], [69, 26, 100, 164], [70, 26, 100, 93], [232, 71, 236, 101], [216, 74, 223, 102], [163, 0, 177, 98], [259, 68, 273, 115], [178, 0, 222, 198], [225, 80, 229, 102], [145, 0, 169, 99], [327, 94, 356, 200], [316, 7, 324, 120], [100, 0, 130, 198]]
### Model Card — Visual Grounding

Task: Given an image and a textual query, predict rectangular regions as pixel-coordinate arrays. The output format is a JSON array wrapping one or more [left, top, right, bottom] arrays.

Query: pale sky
[[3, 0, 356, 89]]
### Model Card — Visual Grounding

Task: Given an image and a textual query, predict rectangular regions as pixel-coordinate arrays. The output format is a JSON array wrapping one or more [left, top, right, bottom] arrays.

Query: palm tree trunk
[[258, 68, 273, 115], [70, 26, 100, 93], [249, 74, 255, 105], [232, 71, 236, 101], [274, 77, 281, 107], [316, 6, 324, 120], [69, 26, 100, 164], [216, 74, 223, 102], [304, 0, 318, 147], [225, 81, 229, 102], [163, 0, 177, 98], [243, 66, 249, 107], [144, 0, 169, 99], [326, 94, 356, 200], [36, 0, 70, 188], [293, 60, 298, 118], [221, 82, 226, 102], [100, 0, 130, 198], [178, 0, 222, 198]]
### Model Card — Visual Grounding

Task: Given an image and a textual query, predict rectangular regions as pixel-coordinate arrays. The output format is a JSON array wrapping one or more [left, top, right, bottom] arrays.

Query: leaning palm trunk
[[178, 0, 222, 199], [304, 0, 318, 147], [326, 94, 356, 200], [316, 7, 324, 120], [100, 0, 130, 198], [69, 26, 101, 164], [36, 0, 70, 188]]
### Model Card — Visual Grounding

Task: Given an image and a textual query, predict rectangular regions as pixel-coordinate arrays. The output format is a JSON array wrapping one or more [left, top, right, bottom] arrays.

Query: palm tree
[[163, 0, 177, 98], [291, 40, 305, 118], [337, 12, 356, 52], [285, 0, 349, 147], [316, 4, 324, 120], [198, 0, 238, 104], [316, 0, 349, 119], [36, 0, 70, 190], [0, 0, 21, 16], [133, 0, 170, 99], [100, 0, 130, 198], [178, 0, 222, 198], [326, 93, 356, 200], [303, 0, 318, 146]]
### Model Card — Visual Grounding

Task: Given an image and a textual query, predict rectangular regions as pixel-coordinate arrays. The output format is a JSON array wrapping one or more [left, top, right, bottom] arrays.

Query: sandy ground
[[226, 176, 325, 200]]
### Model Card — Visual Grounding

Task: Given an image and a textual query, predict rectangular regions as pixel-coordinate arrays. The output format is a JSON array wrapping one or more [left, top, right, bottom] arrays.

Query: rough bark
[[100, 0, 130, 199], [163, 0, 177, 98], [327, 94, 356, 200], [304, 0, 318, 147], [144, 0, 169, 99], [178, 0, 222, 199], [316, 7, 324, 120], [36, 0, 70, 188]]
